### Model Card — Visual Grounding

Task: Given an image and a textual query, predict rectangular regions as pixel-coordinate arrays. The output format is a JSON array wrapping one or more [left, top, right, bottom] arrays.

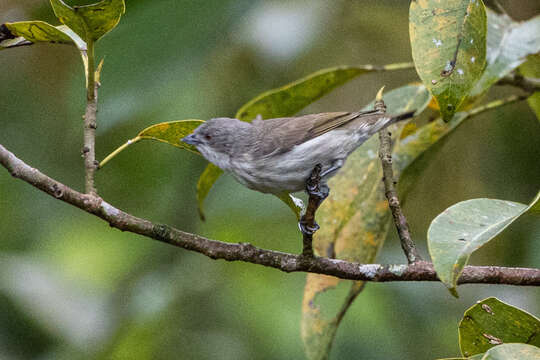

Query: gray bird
[[182, 109, 414, 196]]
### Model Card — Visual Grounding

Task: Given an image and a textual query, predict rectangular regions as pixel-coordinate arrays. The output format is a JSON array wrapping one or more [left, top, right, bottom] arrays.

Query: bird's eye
[[205, 134, 212, 140]]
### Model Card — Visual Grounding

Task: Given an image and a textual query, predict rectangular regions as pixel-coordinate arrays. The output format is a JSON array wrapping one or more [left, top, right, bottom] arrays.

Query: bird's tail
[[392, 110, 416, 123], [369, 110, 416, 135]]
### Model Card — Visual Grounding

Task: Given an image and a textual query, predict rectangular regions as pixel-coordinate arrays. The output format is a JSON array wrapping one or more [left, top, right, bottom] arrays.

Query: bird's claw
[[299, 218, 320, 235], [307, 183, 329, 200], [299, 164, 329, 237], [306, 164, 329, 200]]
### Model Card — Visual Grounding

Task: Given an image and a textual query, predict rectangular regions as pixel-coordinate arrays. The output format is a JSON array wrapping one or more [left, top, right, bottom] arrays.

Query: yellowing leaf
[[302, 84, 432, 360], [136, 120, 203, 154], [236, 66, 379, 121], [99, 120, 204, 169], [196, 164, 223, 221], [410, 0, 487, 120]]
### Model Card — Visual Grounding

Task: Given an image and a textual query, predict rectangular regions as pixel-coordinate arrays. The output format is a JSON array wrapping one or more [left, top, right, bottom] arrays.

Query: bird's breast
[[228, 130, 365, 193]]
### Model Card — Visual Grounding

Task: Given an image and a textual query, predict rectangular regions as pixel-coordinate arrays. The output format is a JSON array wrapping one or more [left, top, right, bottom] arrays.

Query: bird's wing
[[308, 110, 382, 138], [252, 110, 381, 156]]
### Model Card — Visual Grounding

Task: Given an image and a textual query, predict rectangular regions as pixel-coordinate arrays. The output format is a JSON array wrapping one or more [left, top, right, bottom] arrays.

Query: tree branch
[[1, 143, 539, 286], [375, 89, 422, 264]]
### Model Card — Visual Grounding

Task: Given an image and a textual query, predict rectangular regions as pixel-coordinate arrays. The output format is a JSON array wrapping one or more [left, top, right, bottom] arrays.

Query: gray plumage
[[182, 109, 414, 194]]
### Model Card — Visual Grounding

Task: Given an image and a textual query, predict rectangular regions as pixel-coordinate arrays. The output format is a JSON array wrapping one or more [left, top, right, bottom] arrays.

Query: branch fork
[[0, 143, 539, 285]]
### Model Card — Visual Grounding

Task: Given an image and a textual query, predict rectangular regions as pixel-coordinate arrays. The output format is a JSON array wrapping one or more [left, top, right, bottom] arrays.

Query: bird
[[181, 109, 415, 197]]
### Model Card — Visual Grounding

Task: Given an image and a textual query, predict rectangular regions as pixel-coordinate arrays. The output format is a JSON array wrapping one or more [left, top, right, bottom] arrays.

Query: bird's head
[[181, 117, 247, 166]]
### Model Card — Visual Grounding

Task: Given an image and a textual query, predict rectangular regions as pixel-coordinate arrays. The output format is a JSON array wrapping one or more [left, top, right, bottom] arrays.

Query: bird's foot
[[305, 164, 330, 200], [310, 183, 329, 201], [306, 164, 322, 191], [298, 164, 331, 240], [299, 217, 320, 235]]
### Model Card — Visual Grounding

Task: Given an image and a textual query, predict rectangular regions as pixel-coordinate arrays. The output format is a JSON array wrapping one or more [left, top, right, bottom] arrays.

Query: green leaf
[[428, 191, 540, 296], [50, 0, 125, 42], [469, 10, 540, 101], [98, 120, 204, 169], [236, 65, 385, 121], [197, 63, 413, 220], [410, 0, 487, 120], [196, 164, 223, 221], [302, 84, 432, 360], [519, 54, 540, 121], [481, 344, 540, 360], [2, 21, 86, 50], [136, 120, 203, 154], [195, 167, 221, 220], [459, 297, 540, 357]]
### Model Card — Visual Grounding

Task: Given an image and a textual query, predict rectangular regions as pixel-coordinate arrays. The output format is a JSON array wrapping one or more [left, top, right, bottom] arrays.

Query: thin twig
[[1, 143, 538, 286], [83, 39, 98, 196], [496, 73, 540, 94], [467, 93, 529, 117], [375, 88, 422, 264]]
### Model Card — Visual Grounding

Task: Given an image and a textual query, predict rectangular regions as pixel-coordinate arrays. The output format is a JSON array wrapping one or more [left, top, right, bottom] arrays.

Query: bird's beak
[[181, 133, 201, 145]]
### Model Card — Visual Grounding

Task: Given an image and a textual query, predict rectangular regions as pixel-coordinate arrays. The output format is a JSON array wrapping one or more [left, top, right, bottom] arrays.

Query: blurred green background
[[1, 1, 539, 359]]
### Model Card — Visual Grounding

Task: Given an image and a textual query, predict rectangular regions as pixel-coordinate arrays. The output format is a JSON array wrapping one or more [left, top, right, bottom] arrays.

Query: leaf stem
[[379, 62, 415, 71], [98, 137, 141, 169], [466, 94, 528, 118]]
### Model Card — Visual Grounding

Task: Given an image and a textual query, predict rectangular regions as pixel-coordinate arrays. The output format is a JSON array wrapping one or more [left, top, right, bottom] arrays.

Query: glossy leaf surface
[[469, 10, 540, 101], [410, 0, 487, 120], [459, 297, 540, 357], [428, 192, 540, 296], [50, 0, 125, 42], [481, 344, 540, 360]]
